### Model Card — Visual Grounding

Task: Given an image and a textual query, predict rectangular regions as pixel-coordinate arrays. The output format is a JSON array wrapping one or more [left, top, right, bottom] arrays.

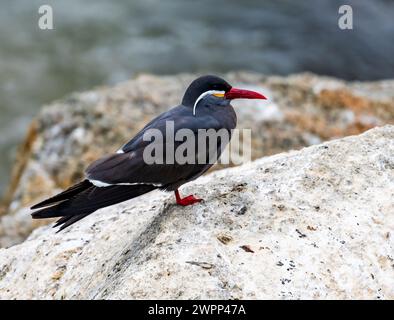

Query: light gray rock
[[0, 125, 393, 299]]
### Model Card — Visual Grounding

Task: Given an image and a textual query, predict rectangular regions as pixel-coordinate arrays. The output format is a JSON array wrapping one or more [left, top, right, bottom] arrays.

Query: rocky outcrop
[[0, 126, 393, 299], [1, 72, 393, 247]]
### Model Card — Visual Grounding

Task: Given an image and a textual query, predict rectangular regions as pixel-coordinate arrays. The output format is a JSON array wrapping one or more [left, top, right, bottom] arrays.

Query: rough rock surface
[[0, 126, 393, 299], [1, 72, 394, 247]]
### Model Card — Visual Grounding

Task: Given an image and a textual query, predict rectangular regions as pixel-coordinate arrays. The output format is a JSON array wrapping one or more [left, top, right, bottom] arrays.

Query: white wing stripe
[[89, 179, 162, 188]]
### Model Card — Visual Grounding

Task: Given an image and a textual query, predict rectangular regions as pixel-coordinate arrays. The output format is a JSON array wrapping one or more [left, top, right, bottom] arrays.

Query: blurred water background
[[0, 0, 393, 196]]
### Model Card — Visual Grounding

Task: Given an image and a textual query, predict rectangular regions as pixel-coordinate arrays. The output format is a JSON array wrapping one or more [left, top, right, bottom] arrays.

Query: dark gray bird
[[31, 75, 266, 231]]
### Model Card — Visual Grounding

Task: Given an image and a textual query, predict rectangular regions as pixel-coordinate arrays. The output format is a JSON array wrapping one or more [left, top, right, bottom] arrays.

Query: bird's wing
[[85, 110, 225, 187], [85, 149, 196, 187], [119, 105, 184, 153]]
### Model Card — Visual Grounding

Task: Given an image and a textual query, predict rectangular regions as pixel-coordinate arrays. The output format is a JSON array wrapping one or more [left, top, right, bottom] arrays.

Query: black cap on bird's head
[[182, 75, 267, 109]]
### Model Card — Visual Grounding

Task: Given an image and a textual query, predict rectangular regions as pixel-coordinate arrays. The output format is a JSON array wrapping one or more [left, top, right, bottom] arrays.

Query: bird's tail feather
[[53, 213, 92, 232], [31, 183, 156, 231], [31, 180, 93, 209]]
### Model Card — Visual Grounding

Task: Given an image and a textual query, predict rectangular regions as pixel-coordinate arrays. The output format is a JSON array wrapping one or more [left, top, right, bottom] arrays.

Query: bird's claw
[[176, 195, 203, 206]]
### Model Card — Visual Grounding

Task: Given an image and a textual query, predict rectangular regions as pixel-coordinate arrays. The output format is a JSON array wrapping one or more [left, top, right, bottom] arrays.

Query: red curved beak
[[225, 87, 267, 100]]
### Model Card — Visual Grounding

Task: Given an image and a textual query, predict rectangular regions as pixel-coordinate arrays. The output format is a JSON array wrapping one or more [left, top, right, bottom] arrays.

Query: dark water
[[1, 0, 394, 195]]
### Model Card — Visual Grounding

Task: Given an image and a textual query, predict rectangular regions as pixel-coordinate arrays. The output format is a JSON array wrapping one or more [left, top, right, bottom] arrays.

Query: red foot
[[175, 190, 203, 206]]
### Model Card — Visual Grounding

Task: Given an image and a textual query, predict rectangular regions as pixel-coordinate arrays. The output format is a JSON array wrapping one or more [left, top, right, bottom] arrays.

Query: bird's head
[[182, 75, 266, 115]]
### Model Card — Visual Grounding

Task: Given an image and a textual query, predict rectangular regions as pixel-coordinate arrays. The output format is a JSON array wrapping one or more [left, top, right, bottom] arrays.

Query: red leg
[[174, 189, 203, 206]]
